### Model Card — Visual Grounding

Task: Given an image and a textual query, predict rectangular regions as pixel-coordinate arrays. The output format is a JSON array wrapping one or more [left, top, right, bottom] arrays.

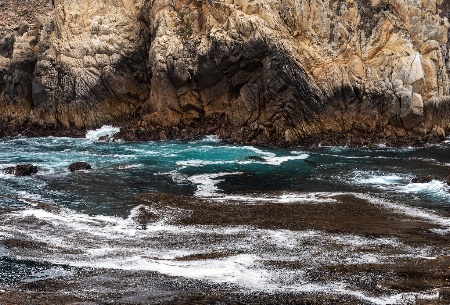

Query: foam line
[[0, 202, 443, 304]]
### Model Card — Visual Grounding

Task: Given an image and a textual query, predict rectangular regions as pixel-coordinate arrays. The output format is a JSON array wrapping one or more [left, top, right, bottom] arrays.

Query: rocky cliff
[[1, 0, 450, 145]]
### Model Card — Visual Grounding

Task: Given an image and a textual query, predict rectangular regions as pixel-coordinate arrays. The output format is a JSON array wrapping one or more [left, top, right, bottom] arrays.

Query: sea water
[[0, 126, 449, 304]]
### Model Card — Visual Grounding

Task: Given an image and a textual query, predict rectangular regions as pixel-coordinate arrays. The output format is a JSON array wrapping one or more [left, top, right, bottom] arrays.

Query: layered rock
[[1, 0, 450, 145]]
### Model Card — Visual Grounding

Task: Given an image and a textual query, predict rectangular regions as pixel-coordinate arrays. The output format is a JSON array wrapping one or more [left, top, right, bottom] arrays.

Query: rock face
[[1, 0, 450, 145]]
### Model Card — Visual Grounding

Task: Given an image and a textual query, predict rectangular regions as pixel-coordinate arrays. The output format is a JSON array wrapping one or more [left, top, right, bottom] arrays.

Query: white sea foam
[[16, 191, 42, 199], [0, 243, 9, 256], [73, 254, 269, 288], [216, 192, 339, 204], [261, 153, 309, 165], [176, 159, 235, 168], [352, 172, 450, 202], [177, 153, 309, 168], [188, 172, 242, 197], [0, 201, 443, 304], [240, 147, 310, 165], [85, 125, 120, 141], [0, 171, 13, 179], [353, 173, 408, 185], [196, 135, 221, 143], [117, 164, 143, 169], [396, 179, 450, 196], [22, 268, 74, 283], [157, 170, 189, 184], [354, 193, 450, 230]]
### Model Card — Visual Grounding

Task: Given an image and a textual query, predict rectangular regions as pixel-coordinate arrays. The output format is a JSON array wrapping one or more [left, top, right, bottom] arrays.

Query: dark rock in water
[[3, 164, 38, 176], [446, 175, 450, 186], [98, 135, 111, 142], [68, 162, 92, 172], [246, 156, 266, 162], [411, 175, 434, 183]]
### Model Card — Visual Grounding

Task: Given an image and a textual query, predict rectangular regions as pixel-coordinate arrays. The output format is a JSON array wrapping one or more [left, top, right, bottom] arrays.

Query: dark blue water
[[0, 126, 449, 303]]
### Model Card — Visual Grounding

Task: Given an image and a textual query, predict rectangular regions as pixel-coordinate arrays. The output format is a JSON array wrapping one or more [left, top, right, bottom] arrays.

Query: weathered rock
[[3, 164, 38, 176], [411, 175, 435, 183], [1, 0, 450, 145], [68, 162, 92, 172]]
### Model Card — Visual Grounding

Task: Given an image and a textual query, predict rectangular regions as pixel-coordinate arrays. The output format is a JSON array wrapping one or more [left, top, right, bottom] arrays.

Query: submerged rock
[[68, 162, 92, 172], [304, 159, 318, 167], [246, 156, 266, 162], [3, 164, 38, 176]]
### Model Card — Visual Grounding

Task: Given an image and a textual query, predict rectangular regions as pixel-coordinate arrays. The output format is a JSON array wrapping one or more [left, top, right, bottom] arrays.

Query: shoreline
[[0, 121, 444, 149]]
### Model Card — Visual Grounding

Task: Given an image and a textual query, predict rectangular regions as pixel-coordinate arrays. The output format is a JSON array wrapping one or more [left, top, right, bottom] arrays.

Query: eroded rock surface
[[1, 0, 450, 145]]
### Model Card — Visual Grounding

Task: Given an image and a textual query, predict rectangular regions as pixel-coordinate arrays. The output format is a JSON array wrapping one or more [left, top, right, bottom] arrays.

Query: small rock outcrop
[[246, 156, 266, 162], [411, 175, 435, 183], [68, 162, 92, 172], [3, 164, 38, 176]]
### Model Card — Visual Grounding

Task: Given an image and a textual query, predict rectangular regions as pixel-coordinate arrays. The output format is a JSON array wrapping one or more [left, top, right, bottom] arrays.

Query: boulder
[[411, 175, 434, 183], [3, 164, 38, 176], [68, 162, 92, 172]]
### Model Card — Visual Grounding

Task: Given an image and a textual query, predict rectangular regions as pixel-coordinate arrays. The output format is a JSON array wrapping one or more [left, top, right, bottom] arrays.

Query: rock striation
[[1, 0, 450, 145]]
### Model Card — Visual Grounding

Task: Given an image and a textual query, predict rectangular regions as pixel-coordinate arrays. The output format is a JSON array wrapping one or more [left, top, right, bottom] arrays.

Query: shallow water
[[0, 126, 449, 304]]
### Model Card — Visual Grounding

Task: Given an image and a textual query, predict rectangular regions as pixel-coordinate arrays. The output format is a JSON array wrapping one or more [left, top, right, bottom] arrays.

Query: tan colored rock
[[0, 0, 450, 144], [0, 56, 10, 70]]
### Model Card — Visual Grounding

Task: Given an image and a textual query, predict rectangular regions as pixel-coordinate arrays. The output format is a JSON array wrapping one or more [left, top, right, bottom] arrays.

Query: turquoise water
[[1, 126, 449, 214], [0, 126, 449, 303]]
